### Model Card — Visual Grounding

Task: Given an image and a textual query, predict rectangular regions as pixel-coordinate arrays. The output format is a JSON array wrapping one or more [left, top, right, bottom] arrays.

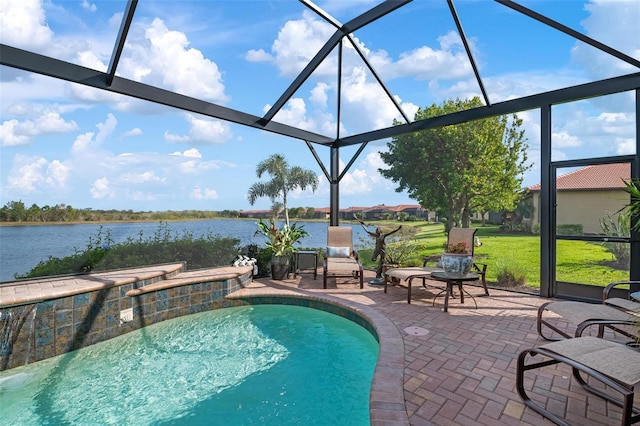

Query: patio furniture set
[[321, 225, 640, 425]]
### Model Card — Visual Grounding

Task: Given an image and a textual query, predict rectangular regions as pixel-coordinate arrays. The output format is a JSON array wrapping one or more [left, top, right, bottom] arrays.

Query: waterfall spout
[[0, 305, 36, 358]]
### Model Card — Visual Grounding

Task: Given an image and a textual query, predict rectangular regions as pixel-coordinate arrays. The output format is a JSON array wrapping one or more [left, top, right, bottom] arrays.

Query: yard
[[355, 222, 629, 289]]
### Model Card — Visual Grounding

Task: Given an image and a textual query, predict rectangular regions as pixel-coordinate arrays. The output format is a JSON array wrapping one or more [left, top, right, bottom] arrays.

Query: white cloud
[[0, 112, 78, 147], [121, 171, 166, 184], [573, 0, 640, 79], [310, 83, 330, 108], [316, 149, 393, 197], [127, 189, 156, 201], [90, 177, 114, 199], [552, 131, 582, 148], [0, 121, 30, 147], [250, 12, 467, 135], [1, 154, 69, 197], [5, 155, 48, 193], [122, 128, 143, 137], [190, 186, 218, 200], [0, 0, 53, 48], [45, 160, 70, 188], [170, 148, 202, 158], [245, 49, 272, 62], [271, 98, 317, 132], [263, 11, 336, 77], [164, 114, 232, 145], [341, 67, 417, 133], [81, 0, 97, 12], [76, 51, 107, 72], [71, 113, 117, 154], [120, 18, 229, 103], [616, 138, 635, 155], [383, 31, 472, 80]]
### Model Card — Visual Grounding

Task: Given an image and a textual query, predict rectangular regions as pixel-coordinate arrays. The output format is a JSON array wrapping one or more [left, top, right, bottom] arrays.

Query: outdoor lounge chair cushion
[[326, 246, 351, 258]]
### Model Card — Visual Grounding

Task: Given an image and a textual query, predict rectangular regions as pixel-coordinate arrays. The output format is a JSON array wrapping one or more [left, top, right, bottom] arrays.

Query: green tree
[[379, 97, 530, 232], [288, 207, 302, 218], [1, 200, 27, 221], [247, 153, 318, 226], [305, 207, 315, 219]]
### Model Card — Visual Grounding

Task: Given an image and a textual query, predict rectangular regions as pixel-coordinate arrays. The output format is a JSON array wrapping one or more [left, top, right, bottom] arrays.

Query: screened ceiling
[[3, 0, 639, 147], [1, 0, 640, 220]]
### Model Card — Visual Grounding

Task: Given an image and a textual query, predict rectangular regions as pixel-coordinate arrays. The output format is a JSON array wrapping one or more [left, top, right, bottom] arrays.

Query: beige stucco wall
[[531, 189, 628, 234]]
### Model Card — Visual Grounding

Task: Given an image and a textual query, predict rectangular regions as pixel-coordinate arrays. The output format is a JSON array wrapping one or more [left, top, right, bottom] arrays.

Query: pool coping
[[228, 286, 409, 425]]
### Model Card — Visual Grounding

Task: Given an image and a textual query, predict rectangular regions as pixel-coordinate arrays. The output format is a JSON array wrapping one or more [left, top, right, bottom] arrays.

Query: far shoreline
[[0, 217, 339, 227]]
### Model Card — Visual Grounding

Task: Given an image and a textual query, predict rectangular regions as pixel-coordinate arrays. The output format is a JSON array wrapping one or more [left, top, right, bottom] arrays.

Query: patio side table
[[430, 271, 479, 312], [294, 250, 318, 279]]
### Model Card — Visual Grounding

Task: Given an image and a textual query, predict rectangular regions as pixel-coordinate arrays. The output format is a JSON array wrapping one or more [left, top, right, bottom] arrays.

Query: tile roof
[[239, 204, 424, 216], [528, 163, 630, 191]]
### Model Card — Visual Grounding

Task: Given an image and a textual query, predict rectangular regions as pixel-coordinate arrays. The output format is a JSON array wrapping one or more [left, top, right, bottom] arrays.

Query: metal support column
[[540, 105, 553, 298], [330, 146, 340, 226], [632, 89, 640, 286]]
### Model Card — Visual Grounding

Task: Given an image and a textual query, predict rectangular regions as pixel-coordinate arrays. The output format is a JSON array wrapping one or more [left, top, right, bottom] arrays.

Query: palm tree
[[247, 154, 318, 227]]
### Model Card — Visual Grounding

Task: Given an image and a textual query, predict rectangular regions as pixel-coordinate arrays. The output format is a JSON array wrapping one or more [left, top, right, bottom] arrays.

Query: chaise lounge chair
[[323, 226, 363, 289], [537, 280, 640, 342], [516, 336, 640, 426]]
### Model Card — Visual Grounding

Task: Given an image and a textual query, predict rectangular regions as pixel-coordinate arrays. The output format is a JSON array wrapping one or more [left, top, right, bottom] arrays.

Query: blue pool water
[[0, 305, 378, 425]]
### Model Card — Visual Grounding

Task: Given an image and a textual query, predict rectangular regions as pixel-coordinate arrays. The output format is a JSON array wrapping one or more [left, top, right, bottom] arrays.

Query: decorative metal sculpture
[[356, 217, 402, 284]]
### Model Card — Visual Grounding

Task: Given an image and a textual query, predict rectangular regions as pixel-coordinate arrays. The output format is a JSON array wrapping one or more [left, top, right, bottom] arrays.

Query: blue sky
[[1, 0, 638, 212]]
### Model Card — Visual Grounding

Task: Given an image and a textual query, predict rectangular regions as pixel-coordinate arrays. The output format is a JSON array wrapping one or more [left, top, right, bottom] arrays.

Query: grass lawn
[[355, 221, 629, 289]]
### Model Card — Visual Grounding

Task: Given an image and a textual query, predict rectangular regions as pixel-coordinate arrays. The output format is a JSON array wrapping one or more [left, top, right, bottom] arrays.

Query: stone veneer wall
[[1, 270, 252, 371]]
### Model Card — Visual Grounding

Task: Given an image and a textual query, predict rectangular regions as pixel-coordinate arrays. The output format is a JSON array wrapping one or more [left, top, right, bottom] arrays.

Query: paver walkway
[[242, 268, 634, 426]]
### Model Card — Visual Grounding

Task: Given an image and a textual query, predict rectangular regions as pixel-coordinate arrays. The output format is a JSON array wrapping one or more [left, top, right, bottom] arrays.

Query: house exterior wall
[[531, 189, 628, 234]]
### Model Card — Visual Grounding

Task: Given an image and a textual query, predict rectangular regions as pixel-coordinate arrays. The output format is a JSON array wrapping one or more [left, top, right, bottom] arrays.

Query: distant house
[[527, 163, 630, 234], [238, 204, 429, 221], [238, 209, 272, 219]]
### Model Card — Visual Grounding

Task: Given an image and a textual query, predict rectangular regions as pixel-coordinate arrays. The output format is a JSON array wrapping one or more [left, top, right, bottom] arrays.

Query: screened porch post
[[330, 146, 340, 226]]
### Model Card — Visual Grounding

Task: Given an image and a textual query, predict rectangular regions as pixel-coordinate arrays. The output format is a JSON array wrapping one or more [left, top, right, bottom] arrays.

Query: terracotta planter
[[441, 253, 473, 277]]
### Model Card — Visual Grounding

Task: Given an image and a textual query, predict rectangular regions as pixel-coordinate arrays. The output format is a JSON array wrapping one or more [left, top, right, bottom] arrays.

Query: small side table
[[294, 250, 318, 279], [430, 271, 479, 312]]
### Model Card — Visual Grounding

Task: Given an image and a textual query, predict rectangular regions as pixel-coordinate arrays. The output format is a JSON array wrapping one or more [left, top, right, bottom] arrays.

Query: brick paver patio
[[2, 265, 633, 425], [243, 268, 634, 426]]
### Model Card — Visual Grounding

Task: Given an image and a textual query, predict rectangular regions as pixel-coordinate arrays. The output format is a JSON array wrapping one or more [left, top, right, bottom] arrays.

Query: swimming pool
[[0, 305, 378, 425]]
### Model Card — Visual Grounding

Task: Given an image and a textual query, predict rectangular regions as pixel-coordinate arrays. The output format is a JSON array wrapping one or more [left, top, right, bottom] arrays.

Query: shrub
[[16, 223, 241, 279], [532, 223, 540, 235], [599, 211, 630, 268], [254, 247, 273, 278], [495, 260, 527, 287], [556, 224, 583, 236]]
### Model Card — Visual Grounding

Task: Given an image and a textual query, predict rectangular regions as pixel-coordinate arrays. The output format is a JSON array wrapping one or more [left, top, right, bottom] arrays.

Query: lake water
[[0, 220, 370, 282]]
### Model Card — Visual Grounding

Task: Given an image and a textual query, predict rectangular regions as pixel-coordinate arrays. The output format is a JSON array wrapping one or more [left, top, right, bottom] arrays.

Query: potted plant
[[620, 178, 640, 344], [254, 219, 309, 280], [441, 241, 473, 277]]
